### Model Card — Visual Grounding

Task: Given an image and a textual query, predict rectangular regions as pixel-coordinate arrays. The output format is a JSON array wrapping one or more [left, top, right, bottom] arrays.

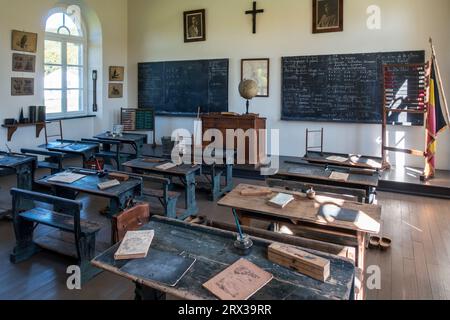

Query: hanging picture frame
[[184, 9, 206, 43], [109, 83, 123, 98], [11, 78, 34, 96], [241, 58, 270, 97], [12, 53, 36, 73], [11, 30, 38, 53], [312, 0, 344, 34], [109, 66, 125, 81]]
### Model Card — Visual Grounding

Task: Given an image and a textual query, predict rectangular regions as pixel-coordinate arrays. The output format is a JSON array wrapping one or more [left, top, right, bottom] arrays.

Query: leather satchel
[[112, 203, 150, 243]]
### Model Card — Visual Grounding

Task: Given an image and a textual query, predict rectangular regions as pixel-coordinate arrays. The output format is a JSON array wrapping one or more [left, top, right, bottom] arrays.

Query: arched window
[[44, 7, 87, 117]]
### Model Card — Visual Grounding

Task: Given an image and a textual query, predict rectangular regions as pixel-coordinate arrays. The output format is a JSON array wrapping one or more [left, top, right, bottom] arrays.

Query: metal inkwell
[[232, 209, 253, 255]]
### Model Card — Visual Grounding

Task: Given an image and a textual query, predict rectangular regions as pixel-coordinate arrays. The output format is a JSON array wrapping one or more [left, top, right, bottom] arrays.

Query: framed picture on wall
[[11, 30, 38, 53], [241, 58, 270, 97], [184, 9, 206, 42], [312, 0, 344, 34], [109, 66, 125, 81], [109, 83, 123, 98], [11, 78, 34, 96], [12, 53, 36, 72]]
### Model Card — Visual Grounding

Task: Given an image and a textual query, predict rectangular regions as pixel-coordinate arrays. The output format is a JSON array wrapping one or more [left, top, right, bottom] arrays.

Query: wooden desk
[[303, 151, 383, 171], [123, 158, 201, 219], [37, 168, 142, 220], [218, 184, 381, 273], [40, 140, 99, 167], [94, 132, 147, 158], [0, 152, 36, 217], [200, 149, 235, 201], [275, 161, 379, 204], [92, 216, 355, 300]]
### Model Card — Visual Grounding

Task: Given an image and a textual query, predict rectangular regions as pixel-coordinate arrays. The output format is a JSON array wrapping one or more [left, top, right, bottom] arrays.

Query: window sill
[[46, 115, 96, 121]]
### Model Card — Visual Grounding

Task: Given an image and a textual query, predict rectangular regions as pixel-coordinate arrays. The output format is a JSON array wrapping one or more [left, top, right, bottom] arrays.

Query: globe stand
[[246, 100, 250, 115]]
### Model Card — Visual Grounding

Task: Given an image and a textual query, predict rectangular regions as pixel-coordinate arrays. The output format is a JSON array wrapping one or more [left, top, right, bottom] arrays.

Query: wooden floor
[[0, 166, 449, 300]]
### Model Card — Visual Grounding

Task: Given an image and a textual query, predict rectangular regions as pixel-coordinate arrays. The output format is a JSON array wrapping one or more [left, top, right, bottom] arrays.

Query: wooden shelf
[[2, 122, 46, 142]]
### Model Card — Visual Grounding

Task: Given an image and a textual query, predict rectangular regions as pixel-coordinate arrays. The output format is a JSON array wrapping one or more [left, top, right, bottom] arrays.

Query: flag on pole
[[424, 61, 448, 177]]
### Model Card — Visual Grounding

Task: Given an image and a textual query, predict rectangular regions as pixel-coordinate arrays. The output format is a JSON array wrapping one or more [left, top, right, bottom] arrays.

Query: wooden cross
[[245, 1, 264, 34]]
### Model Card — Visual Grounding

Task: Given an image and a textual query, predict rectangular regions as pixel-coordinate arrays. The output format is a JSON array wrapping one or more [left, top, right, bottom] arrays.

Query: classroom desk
[[91, 215, 356, 300], [218, 184, 382, 273], [274, 160, 379, 204], [200, 149, 235, 201], [123, 157, 201, 219], [0, 152, 36, 217], [303, 151, 383, 171], [40, 140, 99, 167], [37, 168, 143, 244], [94, 132, 147, 158]]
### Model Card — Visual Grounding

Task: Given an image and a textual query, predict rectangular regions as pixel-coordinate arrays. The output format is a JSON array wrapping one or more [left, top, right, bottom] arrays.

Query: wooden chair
[[81, 138, 130, 170], [132, 174, 181, 219], [10, 188, 102, 283], [21, 149, 64, 174]]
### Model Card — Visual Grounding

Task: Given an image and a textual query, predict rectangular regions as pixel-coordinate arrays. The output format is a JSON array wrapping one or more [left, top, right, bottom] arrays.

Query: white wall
[[127, 0, 450, 170], [0, 0, 128, 152]]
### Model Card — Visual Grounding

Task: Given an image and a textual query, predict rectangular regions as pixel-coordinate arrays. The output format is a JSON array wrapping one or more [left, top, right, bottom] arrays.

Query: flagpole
[[429, 37, 450, 125]]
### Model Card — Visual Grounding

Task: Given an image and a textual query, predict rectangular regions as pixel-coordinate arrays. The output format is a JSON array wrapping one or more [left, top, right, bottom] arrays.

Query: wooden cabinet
[[201, 114, 267, 167]]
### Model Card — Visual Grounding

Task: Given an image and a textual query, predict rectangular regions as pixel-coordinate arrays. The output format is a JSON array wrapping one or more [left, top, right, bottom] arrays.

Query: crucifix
[[245, 1, 264, 34]]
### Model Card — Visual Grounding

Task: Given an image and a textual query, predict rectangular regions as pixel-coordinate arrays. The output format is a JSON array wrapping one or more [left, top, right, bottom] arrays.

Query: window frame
[[44, 9, 88, 119]]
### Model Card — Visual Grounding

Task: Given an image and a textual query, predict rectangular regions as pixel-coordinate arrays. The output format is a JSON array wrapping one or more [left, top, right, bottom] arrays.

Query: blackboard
[[282, 51, 425, 125], [138, 59, 229, 117]]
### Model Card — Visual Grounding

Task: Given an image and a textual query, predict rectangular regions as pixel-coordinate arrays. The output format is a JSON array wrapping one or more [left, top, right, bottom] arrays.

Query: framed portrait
[[12, 53, 36, 73], [109, 66, 125, 81], [109, 83, 123, 98], [313, 0, 343, 34], [241, 59, 270, 97], [184, 9, 206, 43], [11, 78, 34, 96], [11, 30, 38, 53]]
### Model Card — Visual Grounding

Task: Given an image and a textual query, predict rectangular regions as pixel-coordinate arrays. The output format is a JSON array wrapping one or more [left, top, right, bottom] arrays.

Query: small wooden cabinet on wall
[[201, 113, 267, 167]]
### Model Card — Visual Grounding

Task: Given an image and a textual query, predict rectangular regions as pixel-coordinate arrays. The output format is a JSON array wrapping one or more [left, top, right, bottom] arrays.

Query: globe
[[239, 79, 258, 100]]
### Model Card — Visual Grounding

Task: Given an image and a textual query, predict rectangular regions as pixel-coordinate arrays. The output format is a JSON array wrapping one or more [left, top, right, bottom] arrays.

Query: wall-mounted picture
[[109, 83, 123, 98], [184, 9, 206, 43], [12, 53, 36, 72], [109, 66, 125, 81], [11, 77, 34, 96], [11, 30, 38, 53], [241, 59, 270, 97], [313, 0, 343, 34]]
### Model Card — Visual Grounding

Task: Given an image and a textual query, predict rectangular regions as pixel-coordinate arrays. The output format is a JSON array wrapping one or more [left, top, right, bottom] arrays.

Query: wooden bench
[[266, 178, 368, 203], [131, 174, 181, 219], [10, 188, 102, 283], [81, 138, 131, 170], [21, 149, 64, 174]]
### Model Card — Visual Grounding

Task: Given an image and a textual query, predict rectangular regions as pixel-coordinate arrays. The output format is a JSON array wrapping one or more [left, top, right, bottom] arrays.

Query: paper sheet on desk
[[156, 163, 178, 171], [48, 172, 86, 184]]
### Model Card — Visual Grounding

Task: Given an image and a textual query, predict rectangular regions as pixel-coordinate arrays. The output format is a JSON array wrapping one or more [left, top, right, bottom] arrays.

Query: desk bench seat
[[142, 188, 180, 201], [19, 207, 101, 235]]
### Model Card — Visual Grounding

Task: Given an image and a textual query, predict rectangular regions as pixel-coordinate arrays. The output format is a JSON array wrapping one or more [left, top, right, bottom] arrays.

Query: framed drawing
[[11, 30, 38, 53], [313, 0, 343, 34], [184, 9, 206, 43], [11, 78, 34, 96], [109, 83, 123, 98], [12, 53, 36, 72], [109, 66, 125, 81], [241, 58, 270, 97]]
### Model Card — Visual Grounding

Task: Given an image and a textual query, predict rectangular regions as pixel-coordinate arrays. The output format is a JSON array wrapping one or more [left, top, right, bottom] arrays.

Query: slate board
[[282, 50, 425, 125], [120, 249, 196, 287], [138, 59, 229, 117]]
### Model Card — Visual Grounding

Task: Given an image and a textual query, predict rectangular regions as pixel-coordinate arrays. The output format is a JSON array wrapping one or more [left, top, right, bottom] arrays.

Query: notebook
[[329, 171, 350, 181], [318, 204, 360, 223], [156, 162, 178, 171], [48, 172, 86, 184], [326, 155, 348, 163], [203, 259, 273, 300], [114, 230, 155, 260], [267, 193, 295, 209]]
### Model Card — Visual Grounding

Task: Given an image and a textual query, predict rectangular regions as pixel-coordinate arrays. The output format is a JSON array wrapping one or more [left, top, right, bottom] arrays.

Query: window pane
[[67, 89, 82, 112], [46, 13, 64, 33], [45, 65, 62, 89], [45, 90, 62, 114], [45, 40, 62, 64], [67, 67, 82, 89], [67, 43, 82, 65]]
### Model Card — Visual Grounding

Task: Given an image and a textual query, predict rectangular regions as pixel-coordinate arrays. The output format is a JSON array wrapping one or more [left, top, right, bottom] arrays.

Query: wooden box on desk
[[201, 113, 267, 167]]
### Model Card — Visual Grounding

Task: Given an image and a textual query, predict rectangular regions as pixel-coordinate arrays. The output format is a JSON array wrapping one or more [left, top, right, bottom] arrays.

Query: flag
[[424, 61, 449, 177]]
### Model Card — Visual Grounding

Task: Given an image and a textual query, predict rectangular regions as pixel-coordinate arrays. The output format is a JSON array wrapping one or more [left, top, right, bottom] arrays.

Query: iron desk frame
[[94, 132, 148, 158], [40, 140, 99, 168]]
